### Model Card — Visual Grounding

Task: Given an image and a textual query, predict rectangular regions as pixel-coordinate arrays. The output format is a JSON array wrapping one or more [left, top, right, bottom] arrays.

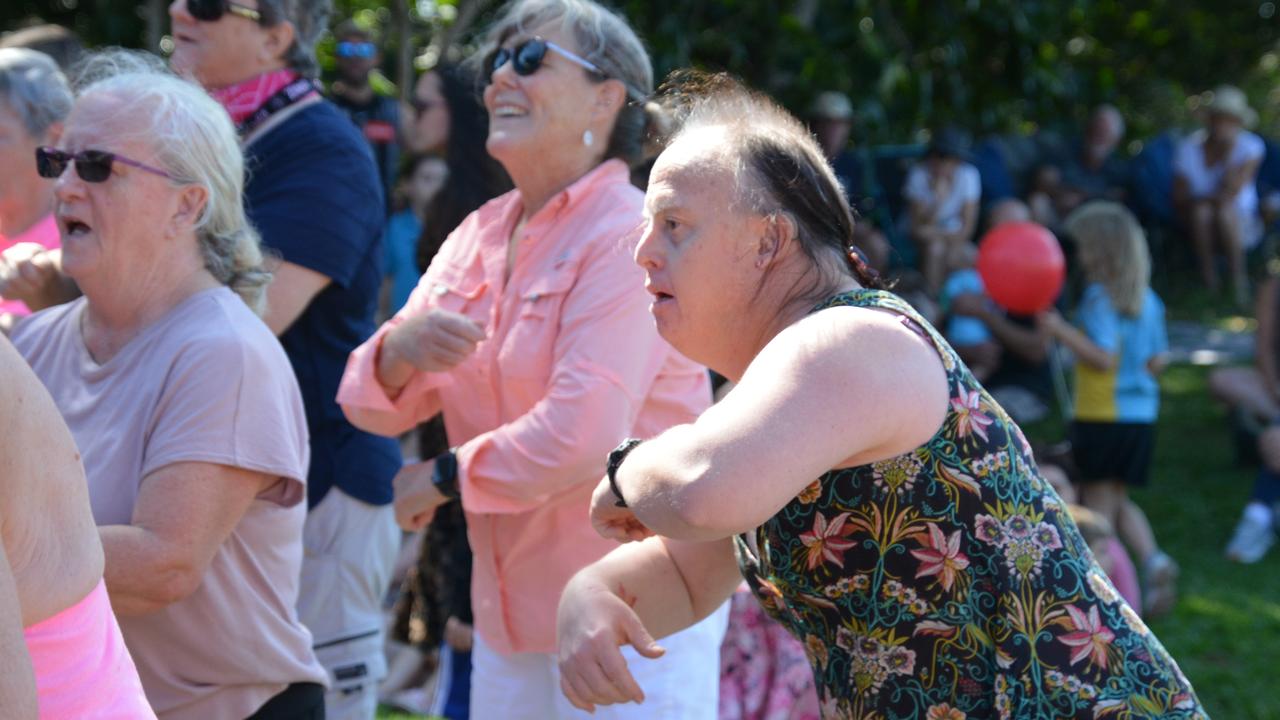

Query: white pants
[[469, 601, 730, 720], [297, 488, 400, 720]]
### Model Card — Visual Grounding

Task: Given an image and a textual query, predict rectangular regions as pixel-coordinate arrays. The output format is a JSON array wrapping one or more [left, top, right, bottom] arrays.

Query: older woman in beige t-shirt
[[10, 58, 326, 719]]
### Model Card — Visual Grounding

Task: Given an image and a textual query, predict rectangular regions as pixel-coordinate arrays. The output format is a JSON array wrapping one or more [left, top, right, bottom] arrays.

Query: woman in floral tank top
[[555, 77, 1205, 719]]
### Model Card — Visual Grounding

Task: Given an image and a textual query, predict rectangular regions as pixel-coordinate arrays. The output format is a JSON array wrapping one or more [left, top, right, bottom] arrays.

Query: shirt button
[[433, 283, 448, 296]]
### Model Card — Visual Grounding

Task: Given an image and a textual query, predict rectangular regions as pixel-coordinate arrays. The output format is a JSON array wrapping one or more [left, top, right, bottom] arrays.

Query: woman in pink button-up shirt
[[338, 1, 727, 716]]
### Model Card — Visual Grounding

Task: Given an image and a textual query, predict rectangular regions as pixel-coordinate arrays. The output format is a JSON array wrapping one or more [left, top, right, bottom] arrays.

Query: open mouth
[[61, 216, 92, 237]]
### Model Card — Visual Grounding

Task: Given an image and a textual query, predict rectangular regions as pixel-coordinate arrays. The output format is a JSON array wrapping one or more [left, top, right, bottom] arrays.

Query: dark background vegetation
[[5, 1, 1280, 146]]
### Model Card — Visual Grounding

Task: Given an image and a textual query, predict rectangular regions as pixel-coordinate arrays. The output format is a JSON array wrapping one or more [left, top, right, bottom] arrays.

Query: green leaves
[[5, 0, 1278, 143]]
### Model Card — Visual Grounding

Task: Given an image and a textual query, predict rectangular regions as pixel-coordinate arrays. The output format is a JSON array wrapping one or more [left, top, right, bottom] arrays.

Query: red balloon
[[976, 221, 1065, 315]]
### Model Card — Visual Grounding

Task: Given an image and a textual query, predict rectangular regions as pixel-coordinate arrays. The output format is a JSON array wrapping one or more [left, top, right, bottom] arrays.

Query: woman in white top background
[[1173, 84, 1265, 307], [902, 126, 981, 296]]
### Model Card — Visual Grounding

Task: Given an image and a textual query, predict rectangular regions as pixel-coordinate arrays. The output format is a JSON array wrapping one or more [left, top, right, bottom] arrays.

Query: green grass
[[1136, 365, 1280, 719], [376, 709, 430, 720]]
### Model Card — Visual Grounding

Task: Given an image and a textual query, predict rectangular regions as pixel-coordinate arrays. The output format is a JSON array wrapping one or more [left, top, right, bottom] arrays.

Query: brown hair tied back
[[847, 245, 884, 290]]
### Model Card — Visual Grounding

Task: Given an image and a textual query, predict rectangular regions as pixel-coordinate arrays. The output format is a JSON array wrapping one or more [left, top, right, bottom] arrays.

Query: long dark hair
[[416, 64, 511, 272]]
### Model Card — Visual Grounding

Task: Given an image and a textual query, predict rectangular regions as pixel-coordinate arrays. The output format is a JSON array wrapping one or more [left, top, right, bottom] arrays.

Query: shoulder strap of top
[[813, 289, 960, 371]]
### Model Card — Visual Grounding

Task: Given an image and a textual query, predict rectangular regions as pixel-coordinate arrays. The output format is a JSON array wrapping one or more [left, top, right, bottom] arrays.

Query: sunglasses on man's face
[[36, 147, 175, 184], [484, 37, 606, 84], [336, 41, 377, 59], [187, 0, 262, 23]]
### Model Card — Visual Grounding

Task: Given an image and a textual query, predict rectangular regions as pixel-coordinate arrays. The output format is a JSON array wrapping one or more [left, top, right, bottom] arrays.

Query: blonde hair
[[74, 50, 271, 315], [1064, 201, 1149, 317]]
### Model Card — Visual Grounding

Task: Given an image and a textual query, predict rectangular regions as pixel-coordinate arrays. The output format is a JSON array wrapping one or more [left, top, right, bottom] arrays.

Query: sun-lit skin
[[407, 70, 450, 154], [635, 126, 840, 381], [482, 21, 625, 216], [168, 0, 293, 89]]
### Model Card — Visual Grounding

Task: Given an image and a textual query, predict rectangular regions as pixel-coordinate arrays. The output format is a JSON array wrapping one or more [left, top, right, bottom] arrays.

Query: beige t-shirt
[[12, 287, 327, 719]]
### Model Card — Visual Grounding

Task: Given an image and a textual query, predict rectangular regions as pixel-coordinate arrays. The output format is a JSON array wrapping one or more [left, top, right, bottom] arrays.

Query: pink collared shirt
[[0, 213, 60, 316], [338, 160, 710, 655]]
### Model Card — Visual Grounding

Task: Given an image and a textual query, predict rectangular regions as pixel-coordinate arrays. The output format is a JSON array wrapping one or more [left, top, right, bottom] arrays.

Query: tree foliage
[[4, 0, 1279, 144]]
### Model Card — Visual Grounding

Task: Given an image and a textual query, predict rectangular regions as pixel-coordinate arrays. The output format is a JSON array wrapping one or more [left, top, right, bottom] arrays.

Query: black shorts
[[1069, 421, 1155, 487]]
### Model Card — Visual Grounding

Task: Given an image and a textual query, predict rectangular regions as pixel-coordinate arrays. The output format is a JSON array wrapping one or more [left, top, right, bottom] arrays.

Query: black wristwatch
[[606, 438, 644, 508], [432, 449, 460, 500]]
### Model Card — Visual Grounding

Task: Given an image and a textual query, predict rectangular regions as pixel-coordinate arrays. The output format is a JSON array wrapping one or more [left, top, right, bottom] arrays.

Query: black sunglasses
[[484, 37, 606, 83], [484, 37, 647, 102], [187, 0, 262, 23], [36, 147, 174, 184]]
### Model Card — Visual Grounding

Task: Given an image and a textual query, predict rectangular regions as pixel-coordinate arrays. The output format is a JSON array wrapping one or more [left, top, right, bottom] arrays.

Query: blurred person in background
[[946, 199, 1056, 423], [903, 126, 981, 296], [405, 63, 512, 271], [1173, 85, 1265, 306], [330, 19, 400, 212], [1028, 104, 1128, 228], [0, 49, 72, 332], [807, 90, 888, 273], [0, 23, 84, 70], [382, 154, 448, 317], [1041, 201, 1178, 617], [1214, 273, 1280, 563]]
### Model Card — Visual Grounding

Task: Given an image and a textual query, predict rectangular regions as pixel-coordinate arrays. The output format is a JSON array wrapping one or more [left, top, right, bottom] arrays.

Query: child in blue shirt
[[1043, 201, 1177, 617], [383, 155, 448, 317], [939, 242, 1001, 381]]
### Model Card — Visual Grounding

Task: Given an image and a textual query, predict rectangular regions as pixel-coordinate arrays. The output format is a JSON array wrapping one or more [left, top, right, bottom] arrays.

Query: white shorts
[[297, 487, 399, 720], [469, 601, 730, 720]]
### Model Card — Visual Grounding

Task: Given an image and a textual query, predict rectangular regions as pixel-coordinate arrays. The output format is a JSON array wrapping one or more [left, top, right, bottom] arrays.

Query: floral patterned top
[[734, 290, 1205, 720]]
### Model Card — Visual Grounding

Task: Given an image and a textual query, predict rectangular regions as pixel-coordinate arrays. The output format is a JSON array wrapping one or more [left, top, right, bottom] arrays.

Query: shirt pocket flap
[[427, 264, 488, 309], [517, 269, 577, 318]]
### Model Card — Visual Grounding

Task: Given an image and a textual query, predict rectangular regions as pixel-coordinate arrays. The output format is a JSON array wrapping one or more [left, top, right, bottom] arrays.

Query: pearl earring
[[583, 129, 594, 147]]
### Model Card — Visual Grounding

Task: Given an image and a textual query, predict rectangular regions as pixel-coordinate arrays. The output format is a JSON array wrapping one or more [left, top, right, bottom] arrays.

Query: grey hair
[[0, 48, 72, 137], [259, 0, 332, 79], [75, 50, 271, 314], [481, 0, 664, 167], [1092, 103, 1125, 139]]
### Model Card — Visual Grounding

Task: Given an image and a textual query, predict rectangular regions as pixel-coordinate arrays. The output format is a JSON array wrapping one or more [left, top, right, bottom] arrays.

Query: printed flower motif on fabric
[[870, 453, 924, 498], [732, 289, 1206, 719], [910, 523, 970, 594], [800, 512, 858, 570], [949, 385, 994, 444]]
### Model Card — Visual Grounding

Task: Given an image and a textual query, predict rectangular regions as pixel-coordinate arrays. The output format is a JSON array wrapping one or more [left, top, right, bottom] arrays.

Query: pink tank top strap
[[24, 579, 155, 719]]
